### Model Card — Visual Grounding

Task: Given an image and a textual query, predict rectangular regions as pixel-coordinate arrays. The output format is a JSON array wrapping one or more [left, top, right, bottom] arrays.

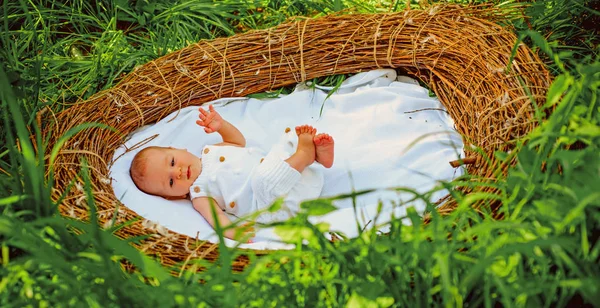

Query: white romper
[[189, 130, 324, 223]]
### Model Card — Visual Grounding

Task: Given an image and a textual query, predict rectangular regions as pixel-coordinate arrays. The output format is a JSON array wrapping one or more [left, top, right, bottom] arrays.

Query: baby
[[130, 105, 334, 242]]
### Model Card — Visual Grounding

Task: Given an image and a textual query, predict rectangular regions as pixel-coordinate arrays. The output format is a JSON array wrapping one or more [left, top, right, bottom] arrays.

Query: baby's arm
[[197, 105, 246, 147], [215, 120, 246, 147], [192, 197, 252, 241]]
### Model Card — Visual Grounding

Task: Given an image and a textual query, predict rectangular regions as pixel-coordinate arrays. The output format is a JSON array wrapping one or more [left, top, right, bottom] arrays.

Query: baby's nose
[[177, 167, 182, 179]]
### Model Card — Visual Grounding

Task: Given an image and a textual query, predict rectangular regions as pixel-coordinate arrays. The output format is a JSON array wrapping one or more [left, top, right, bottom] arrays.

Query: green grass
[[1, 0, 599, 306]]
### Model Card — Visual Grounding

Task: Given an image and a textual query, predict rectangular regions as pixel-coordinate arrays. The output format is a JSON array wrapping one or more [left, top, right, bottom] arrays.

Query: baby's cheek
[[181, 183, 191, 194], [139, 179, 150, 191]]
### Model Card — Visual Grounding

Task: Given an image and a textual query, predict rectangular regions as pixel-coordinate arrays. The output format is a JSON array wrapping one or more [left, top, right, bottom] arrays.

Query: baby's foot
[[295, 125, 317, 163], [314, 133, 334, 168]]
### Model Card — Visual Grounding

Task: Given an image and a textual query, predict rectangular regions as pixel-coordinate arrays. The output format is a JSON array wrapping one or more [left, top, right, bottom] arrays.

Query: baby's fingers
[[242, 222, 256, 229], [198, 110, 208, 120], [199, 109, 215, 123], [199, 107, 210, 116], [241, 223, 256, 237], [196, 120, 213, 133], [245, 231, 256, 242]]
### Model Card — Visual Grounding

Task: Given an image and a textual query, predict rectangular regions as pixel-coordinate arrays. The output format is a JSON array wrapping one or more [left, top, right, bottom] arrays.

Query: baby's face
[[139, 147, 202, 198]]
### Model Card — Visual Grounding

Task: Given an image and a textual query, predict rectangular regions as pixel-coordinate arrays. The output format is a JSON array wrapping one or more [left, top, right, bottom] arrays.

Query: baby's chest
[[206, 146, 264, 178]]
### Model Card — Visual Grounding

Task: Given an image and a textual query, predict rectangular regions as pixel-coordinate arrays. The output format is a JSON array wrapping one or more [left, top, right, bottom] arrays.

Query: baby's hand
[[196, 105, 223, 134], [238, 222, 256, 244]]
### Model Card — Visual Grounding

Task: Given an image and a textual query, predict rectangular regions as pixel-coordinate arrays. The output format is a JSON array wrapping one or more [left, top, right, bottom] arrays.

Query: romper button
[[204, 148, 210, 154], [260, 158, 264, 163], [219, 156, 225, 162], [229, 201, 236, 208], [285, 127, 291, 133], [193, 186, 201, 193]]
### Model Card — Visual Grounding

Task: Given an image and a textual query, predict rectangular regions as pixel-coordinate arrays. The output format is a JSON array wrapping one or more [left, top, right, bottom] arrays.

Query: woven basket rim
[[41, 4, 550, 272]]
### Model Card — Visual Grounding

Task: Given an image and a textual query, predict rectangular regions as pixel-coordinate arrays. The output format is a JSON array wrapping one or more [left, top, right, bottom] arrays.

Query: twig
[[449, 156, 477, 168]]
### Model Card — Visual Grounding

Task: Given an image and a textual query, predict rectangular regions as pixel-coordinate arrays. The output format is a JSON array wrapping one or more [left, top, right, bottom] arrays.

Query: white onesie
[[189, 132, 324, 223]]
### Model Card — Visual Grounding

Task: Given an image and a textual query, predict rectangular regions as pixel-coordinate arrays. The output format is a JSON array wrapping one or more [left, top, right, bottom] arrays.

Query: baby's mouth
[[187, 166, 191, 179]]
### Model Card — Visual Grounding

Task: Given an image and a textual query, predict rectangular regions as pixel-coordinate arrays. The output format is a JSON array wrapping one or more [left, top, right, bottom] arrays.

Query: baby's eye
[[171, 158, 175, 166], [170, 179, 173, 187]]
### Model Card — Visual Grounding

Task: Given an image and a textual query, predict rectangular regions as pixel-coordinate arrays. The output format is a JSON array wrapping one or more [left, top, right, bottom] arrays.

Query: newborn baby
[[130, 105, 334, 242]]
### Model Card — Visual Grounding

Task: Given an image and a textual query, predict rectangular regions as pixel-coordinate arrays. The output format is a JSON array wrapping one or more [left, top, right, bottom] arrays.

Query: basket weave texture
[[42, 5, 551, 271]]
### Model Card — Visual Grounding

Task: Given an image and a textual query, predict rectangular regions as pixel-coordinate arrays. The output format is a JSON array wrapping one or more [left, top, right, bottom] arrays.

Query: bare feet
[[285, 125, 317, 172], [314, 133, 334, 168], [295, 125, 317, 162]]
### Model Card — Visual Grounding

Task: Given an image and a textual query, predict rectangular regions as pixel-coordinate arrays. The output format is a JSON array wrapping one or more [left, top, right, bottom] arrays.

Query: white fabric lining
[[110, 69, 465, 250]]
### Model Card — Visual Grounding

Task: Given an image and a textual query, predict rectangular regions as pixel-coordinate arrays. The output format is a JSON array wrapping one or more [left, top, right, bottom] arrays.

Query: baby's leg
[[284, 125, 316, 173], [314, 133, 334, 168]]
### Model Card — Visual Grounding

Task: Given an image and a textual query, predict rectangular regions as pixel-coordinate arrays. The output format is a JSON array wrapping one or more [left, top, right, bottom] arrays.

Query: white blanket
[[110, 69, 464, 250]]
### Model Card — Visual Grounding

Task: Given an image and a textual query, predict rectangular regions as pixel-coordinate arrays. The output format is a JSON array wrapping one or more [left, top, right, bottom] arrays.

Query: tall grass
[[1, 0, 599, 306]]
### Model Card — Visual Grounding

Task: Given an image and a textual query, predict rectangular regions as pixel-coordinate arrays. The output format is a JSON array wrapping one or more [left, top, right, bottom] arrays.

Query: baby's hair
[[130, 146, 164, 194]]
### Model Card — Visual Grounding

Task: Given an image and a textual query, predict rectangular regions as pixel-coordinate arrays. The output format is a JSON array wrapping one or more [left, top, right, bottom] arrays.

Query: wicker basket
[[40, 5, 551, 272]]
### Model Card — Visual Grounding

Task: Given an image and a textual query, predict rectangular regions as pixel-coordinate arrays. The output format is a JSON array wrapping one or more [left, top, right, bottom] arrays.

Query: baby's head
[[130, 146, 202, 199]]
